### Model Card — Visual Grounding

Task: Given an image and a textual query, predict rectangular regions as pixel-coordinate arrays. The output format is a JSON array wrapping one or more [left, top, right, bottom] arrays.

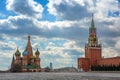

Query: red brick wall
[[78, 58, 90, 71], [98, 57, 120, 66]]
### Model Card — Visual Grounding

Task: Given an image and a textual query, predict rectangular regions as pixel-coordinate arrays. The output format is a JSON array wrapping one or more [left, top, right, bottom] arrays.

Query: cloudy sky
[[0, 0, 120, 70]]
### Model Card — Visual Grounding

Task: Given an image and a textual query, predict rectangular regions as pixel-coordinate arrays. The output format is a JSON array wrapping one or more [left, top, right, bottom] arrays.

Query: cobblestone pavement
[[0, 72, 120, 80]]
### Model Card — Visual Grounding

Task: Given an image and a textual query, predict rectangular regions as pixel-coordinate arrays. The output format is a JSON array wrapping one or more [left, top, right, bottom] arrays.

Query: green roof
[[27, 64, 36, 69], [91, 18, 95, 28], [90, 14, 95, 29]]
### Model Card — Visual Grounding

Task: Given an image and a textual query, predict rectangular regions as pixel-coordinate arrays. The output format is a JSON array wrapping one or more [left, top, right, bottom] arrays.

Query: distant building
[[54, 67, 77, 72], [10, 35, 41, 72], [78, 15, 120, 72], [50, 62, 53, 70]]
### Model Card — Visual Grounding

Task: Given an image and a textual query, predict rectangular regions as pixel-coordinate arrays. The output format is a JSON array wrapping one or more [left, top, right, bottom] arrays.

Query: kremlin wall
[[78, 16, 120, 72]]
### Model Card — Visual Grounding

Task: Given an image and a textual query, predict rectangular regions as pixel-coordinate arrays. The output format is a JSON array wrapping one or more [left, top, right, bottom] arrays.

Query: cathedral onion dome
[[22, 51, 28, 56], [15, 48, 21, 56], [35, 49, 40, 55]]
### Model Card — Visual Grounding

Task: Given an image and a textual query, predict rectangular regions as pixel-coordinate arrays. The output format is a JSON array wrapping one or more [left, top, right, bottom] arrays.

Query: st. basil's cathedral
[[11, 35, 41, 72]]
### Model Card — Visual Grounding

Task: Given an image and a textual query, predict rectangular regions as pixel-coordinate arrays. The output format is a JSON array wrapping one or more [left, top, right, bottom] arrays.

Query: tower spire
[[90, 13, 95, 29], [87, 14, 100, 47], [25, 34, 33, 58]]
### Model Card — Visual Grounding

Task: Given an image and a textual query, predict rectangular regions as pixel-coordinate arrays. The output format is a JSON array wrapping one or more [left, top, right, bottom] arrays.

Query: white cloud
[[94, 0, 119, 18], [37, 18, 90, 29], [6, 0, 43, 19], [47, 0, 120, 20], [0, 41, 16, 51], [114, 37, 120, 49], [47, 0, 92, 20], [102, 47, 118, 58], [47, 0, 62, 16], [0, 41, 17, 70], [40, 39, 83, 68]]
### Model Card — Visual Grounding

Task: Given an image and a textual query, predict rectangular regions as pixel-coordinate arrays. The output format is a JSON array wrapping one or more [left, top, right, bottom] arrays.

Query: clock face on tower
[[89, 36, 97, 44]]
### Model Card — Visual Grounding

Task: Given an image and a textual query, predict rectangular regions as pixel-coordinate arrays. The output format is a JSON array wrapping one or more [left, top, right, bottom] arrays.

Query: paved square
[[0, 72, 120, 80]]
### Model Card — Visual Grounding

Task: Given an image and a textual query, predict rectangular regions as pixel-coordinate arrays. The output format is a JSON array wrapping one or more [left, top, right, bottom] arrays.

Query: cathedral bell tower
[[85, 14, 102, 66]]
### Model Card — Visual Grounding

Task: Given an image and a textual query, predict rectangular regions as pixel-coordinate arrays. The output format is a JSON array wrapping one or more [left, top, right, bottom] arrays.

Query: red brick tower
[[78, 15, 102, 71], [85, 15, 102, 67]]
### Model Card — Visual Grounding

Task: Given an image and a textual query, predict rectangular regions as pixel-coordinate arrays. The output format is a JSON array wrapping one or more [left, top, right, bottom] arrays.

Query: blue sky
[[0, 0, 120, 70]]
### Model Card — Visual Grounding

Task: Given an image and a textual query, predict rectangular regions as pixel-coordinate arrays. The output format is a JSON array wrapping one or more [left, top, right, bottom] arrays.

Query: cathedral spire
[[28, 34, 30, 41], [25, 35, 33, 58]]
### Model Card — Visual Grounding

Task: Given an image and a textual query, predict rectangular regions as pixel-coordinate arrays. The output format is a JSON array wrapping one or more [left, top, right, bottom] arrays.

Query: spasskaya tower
[[78, 15, 102, 71], [85, 14, 102, 66]]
